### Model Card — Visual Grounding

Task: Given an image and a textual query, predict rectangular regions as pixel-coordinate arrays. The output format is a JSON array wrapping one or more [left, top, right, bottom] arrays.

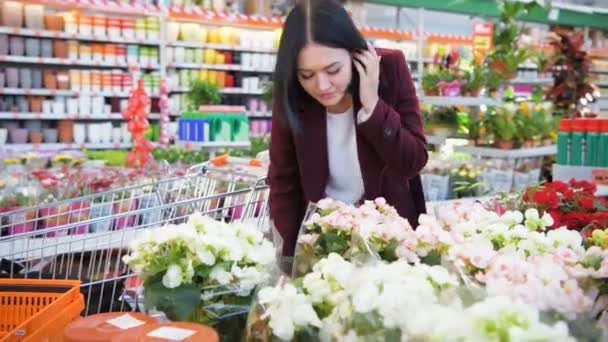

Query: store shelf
[[0, 26, 160, 45], [249, 112, 272, 118], [175, 140, 251, 150], [0, 112, 160, 120], [420, 96, 501, 106], [454, 145, 557, 159], [0, 88, 136, 97], [168, 41, 276, 53], [19, 0, 161, 16], [0, 55, 160, 69], [166, 62, 273, 73], [425, 135, 447, 145], [171, 87, 265, 95], [0, 142, 132, 152], [510, 77, 553, 85]]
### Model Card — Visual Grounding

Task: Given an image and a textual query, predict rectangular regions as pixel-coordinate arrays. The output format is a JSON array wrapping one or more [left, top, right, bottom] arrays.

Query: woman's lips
[[319, 92, 336, 101]]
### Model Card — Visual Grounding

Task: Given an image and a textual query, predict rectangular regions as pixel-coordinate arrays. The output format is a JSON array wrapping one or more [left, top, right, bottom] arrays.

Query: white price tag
[[147, 327, 196, 341], [106, 314, 146, 330]]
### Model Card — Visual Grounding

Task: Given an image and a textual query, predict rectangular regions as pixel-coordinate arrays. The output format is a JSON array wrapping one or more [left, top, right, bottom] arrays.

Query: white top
[[324, 107, 365, 204]]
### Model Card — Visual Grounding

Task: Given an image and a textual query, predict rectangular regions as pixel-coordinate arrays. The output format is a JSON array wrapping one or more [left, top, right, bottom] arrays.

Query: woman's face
[[297, 42, 352, 108]]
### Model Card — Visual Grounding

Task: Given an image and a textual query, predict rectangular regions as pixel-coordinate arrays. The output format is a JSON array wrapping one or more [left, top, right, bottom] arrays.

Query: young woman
[[268, 0, 428, 256]]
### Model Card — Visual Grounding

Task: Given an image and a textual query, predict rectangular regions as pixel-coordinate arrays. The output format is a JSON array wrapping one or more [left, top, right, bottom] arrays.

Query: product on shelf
[[178, 106, 250, 143], [557, 118, 608, 167]]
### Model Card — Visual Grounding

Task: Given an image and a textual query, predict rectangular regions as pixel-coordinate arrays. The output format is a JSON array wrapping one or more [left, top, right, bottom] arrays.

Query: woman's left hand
[[353, 43, 381, 115]]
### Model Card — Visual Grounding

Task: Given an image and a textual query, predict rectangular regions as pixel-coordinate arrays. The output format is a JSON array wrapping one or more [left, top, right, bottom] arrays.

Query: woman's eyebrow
[[297, 61, 341, 72]]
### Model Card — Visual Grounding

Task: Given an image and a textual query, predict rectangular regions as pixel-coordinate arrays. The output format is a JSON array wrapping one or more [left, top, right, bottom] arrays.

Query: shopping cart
[[0, 155, 270, 317]]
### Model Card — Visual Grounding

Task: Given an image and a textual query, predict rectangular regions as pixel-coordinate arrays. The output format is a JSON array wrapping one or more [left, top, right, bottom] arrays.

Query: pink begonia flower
[[448, 237, 496, 269], [552, 247, 580, 265]]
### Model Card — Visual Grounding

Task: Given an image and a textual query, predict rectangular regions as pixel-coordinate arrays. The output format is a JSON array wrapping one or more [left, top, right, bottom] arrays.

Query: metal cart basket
[[0, 156, 270, 316]]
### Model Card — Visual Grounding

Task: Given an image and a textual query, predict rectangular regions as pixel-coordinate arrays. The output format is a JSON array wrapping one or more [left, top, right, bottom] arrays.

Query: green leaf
[[594, 199, 607, 211], [351, 311, 385, 336], [144, 280, 201, 321], [316, 231, 350, 255], [379, 238, 399, 262]]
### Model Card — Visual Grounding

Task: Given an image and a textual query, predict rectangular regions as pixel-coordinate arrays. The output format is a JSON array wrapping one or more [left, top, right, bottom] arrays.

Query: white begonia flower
[[210, 265, 233, 285], [258, 283, 321, 341], [302, 272, 332, 303], [500, 210, 524, 226], [246, 239, 276, 266], [162, 264, 183, 289], [196, 248, 216, 266]]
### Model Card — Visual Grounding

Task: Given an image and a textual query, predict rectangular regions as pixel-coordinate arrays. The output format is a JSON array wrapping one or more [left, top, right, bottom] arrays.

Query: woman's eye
[[299, 73, 314, 80], [326, 68, 340, 75]]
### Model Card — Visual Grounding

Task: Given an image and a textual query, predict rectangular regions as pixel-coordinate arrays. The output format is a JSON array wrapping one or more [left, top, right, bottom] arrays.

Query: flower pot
[[0, 34, 7, 55], [43, 70, 57, 89], [25, 38, 41, 57], [57, 120, 74, 143], [5, 68, 18, 88], [28, 96, 43, 113], [523, 140, 535, 148], [25, 120, 42, 132], [438, 80, 464, 97], [24, 4, 44, 30], [542, 137, 553, 146], [30, 131, 43, 144], [1, 2, 24, 28], [9, 36, 24, 56], [39, 205, 70, 237], [0, 128, 7, 144], [100, 122, 112, 144], [19, 68, 32, 89], [87, 124, 101, 144], [56, 71, 69, 89], [69, 201, 90, 235], [40, 39, 52, 57], [31, 69, 42, 88], [16, 96, 28, 112], [5, 207, 36, 235], [112, 127, 122, 144], [495, 140, 514, 150], [53, 40, 68, 58], [74, 123, 86, 144], [44, 14, 64, 31], [9, 128, 28, 144], [112, 198, 138, 230], [43, 128, 58, 143], [89, 201, 113, 233]]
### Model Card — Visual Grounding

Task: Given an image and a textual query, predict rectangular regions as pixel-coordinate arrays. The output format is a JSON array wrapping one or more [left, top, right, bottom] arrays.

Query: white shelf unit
[[0, 143, 132, 151], [454, 145, 557, 159], [171, 87, 265, 95], [420, 96, 502, 106], [510, 77, 553, 85], [0, 112, 160, 120], [167, 41, 276, 53], [0, 55, 160, 70], [0, 27, 160, 46], [0, 88, 138, 98], [166, 62, 273, 73], [175, 140, 251, 157]]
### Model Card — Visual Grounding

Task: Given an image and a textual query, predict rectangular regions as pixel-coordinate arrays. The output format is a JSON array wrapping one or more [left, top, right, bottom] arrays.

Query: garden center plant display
[[244, 197, 608, 341], [122, 212, 277, 340]]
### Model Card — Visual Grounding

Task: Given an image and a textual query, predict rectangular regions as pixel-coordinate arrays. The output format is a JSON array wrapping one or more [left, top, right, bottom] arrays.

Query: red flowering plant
[[520, 179, 608, 232]]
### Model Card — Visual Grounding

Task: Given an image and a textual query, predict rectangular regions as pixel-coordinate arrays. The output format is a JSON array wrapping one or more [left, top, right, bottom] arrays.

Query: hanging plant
[[545, 29, 596, 117]]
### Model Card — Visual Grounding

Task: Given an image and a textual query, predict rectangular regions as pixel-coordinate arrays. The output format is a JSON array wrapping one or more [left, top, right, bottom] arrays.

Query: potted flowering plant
[[520, 179, 608, 232], [0, 192, 36, 235], [246, 253, 576, 341], [292, 198, 419, 277], [485, 104, 518, 149], [123, 213, 277, 341]]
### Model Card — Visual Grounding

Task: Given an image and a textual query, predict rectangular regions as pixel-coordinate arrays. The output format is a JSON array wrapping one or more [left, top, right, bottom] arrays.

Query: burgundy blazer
[[268, 48, 428, 256]]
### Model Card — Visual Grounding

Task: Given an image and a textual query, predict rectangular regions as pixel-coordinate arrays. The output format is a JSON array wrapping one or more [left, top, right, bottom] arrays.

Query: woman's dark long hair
[[273, 0, 367, 132]]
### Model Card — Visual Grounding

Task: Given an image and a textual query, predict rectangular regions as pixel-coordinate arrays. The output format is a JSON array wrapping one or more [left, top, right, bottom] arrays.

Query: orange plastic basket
[[0, 278, 84, 342]]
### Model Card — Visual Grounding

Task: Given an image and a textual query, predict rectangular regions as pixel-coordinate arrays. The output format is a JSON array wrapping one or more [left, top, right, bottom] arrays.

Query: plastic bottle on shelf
[[135, 18, 147, 41], [68, 40, 79, 60], [107, 17, 121, 39], [570, 119, 587, 166], [121, 18, 135, 40], [115, 45, 126, 64], [599, 119, 608, 168], [79, 15, 93, 36], [92, 15, 106, 37], [104, 44, 116, 64], [69, 69, 80, 91], [585, 119, 601, 167], [126, 45, 139, 64], [63, 12, 78, 34], [92, 43, 104, 62]]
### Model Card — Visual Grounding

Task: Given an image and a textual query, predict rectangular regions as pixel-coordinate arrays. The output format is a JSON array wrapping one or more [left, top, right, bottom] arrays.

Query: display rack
[[0, 142, 132, 152], [454, 145, 557, 159]]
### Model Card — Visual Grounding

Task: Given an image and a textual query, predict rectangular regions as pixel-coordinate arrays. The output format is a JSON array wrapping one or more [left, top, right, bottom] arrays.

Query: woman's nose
[[316, 75, 331, 91]]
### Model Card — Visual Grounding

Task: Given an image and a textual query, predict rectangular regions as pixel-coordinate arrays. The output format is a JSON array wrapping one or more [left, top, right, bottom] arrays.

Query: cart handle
[[210, 154, 263, 167]]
